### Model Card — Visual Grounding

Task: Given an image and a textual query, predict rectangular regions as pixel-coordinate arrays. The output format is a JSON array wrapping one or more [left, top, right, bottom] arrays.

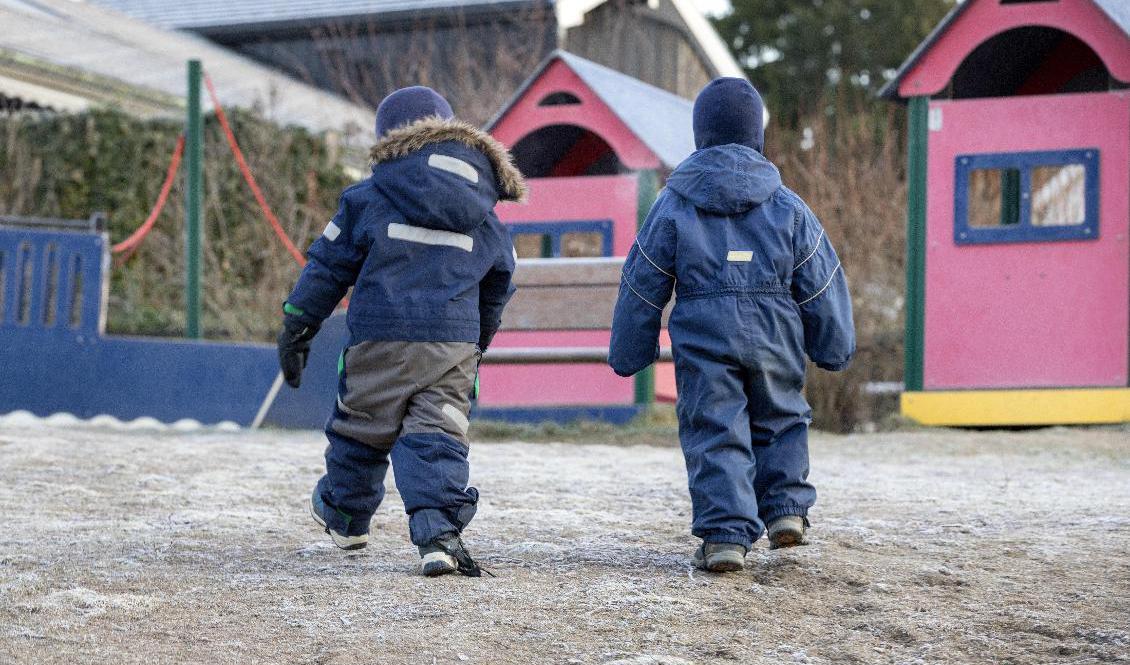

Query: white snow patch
[[0, 410, 241, 432]]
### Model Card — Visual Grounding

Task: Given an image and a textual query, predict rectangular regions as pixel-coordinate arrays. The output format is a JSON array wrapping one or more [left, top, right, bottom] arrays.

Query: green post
[[633, 169, 660, 405], [185, 59, 203, 339], [904, 97, 929, 392]]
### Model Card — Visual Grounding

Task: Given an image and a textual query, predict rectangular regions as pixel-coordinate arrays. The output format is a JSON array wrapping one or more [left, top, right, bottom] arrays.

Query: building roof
[[488, 50, 696, 169], [90, 0, 745, 83], [86, 0, 544, 31], [0, 0, 373, 137], [880, 0, 1130, 100]]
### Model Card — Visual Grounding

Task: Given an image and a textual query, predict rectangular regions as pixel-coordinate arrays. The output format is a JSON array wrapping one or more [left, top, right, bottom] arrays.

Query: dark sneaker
[[692, 542, 747, 572], [309, 489, 368, 550], [419, 533, 491, 578], [767, 516, 807, 549]]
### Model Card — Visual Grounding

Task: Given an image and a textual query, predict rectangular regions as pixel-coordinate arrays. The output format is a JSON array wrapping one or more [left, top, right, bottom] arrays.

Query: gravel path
[[0, 424, 1127, 664]]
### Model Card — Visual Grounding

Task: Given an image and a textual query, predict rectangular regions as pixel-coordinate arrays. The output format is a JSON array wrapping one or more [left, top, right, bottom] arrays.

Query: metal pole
[[185, 59, 203, 339], [634, 169, 660, 405]]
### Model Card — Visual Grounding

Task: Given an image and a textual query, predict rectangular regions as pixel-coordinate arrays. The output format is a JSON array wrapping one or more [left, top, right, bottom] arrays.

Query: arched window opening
[[510, 125, 626, 178], [950, 27, 1110, 99], [538, 91, 582, 106]]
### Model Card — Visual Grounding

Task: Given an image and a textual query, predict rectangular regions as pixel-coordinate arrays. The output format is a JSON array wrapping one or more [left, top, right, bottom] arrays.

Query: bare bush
[[769, 99, 908, 431], [0, 108, 352, 341], [259, 9, 554, 126]]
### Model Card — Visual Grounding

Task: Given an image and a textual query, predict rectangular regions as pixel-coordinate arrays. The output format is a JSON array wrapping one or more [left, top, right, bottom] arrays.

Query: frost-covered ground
[[0, 423, 1127, 664]]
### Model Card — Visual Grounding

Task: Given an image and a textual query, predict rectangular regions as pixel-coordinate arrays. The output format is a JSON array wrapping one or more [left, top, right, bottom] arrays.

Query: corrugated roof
[[488, 50, 696, 169], [87, 0, 541, 30], [880, 0, 1130, 100], [0, 0, 373, 137]]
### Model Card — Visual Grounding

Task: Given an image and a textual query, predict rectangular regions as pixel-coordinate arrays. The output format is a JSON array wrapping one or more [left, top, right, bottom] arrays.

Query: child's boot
[[693, 542, 747, 572], [309, 489, 368, 550], [767, 515, 807, 549], [419, 533, 489, 577]]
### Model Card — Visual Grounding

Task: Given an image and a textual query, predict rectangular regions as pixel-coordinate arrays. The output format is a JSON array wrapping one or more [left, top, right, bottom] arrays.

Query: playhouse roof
[[879, 0, 1130, 100], [487, 50, 696, 170]]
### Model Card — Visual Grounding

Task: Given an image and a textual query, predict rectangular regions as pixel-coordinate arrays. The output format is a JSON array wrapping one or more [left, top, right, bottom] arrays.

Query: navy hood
[[369, 117, 528, 232], [665, 144, 782, 215], [693, 78, 765, 152]]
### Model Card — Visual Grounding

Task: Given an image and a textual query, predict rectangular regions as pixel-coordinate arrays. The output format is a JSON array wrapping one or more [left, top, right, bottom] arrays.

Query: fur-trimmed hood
[[370, 116, 527, 203]]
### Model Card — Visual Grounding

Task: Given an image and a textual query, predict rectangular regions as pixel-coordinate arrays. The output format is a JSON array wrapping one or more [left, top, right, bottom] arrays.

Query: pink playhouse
[[480, 51, 696, 418], [882, 0, 1130, 425]]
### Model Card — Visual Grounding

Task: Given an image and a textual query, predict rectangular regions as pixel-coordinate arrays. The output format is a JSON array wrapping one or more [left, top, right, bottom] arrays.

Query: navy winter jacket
[[609, 144, 855, 378], [285, 118, 527, 350]]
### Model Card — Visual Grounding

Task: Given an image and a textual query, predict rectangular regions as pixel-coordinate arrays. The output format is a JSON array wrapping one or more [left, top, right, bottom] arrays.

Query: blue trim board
[[954, 148, 1100, 245], [472, 405, 645, 426], [506, 220, 614, 257]]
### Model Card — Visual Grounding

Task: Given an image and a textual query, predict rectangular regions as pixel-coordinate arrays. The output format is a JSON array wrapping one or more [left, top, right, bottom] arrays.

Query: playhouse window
[[538, 92, 582, 106], [955, 149, 1098, 244], [508, 221, 613, 258]]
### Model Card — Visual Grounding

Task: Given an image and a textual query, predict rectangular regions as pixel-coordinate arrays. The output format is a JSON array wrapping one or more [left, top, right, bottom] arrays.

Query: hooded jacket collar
[[370, 116, 528, 203], [665, 144, 782, 216]]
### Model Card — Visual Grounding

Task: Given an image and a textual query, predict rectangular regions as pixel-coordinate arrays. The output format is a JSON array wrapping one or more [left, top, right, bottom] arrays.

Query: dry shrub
[[0, 108, 354, 341], [768, 100, 908, 432]]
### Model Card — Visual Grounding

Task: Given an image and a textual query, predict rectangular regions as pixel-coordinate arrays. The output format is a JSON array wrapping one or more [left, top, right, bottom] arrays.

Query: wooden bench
[[481, 257, 673, 365]]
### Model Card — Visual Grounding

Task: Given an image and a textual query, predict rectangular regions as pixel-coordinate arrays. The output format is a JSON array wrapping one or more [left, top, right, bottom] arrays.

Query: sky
[[694, 0, 731, 17], [558, 0, 731, 29]]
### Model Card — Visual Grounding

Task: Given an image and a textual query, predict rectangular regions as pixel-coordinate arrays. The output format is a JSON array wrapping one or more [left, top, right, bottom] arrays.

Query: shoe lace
[[438, 538, 495, 578]]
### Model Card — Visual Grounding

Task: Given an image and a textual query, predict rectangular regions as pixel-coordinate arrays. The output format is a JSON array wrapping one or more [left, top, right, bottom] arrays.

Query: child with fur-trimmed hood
[[277, 86, 526, 576], [609, 79, 855, 572]]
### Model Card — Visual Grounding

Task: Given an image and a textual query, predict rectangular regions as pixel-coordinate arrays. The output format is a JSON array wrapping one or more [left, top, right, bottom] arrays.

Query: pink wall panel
[[477, 330, 634, 406], [899, 0, 1130, 98], [923, 92, 1130, 389], [497, 175, 639, 255], [490, 178, 641, 406]]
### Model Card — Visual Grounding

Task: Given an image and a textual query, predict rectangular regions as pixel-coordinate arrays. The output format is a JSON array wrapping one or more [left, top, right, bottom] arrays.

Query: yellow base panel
[[901, 388, 1130, 427]]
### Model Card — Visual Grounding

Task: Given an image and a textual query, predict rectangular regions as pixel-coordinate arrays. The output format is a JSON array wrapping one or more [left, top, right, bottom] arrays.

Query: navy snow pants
[[315, 430, 478, 545], [312, 340, 480, 546], [675, 341, 816, 549]]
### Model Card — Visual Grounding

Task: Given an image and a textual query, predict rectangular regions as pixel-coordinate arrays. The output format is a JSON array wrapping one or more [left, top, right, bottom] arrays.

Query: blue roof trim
[[487, 50, 695, 170], [879, 0, 1130, 101]]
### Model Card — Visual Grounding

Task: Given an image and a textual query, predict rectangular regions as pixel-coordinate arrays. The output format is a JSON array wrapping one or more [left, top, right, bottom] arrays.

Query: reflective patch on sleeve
[[428, 154, 479, 184], [797, 262, 842, 306], [441, 403, 470, 436], [727, 250, 753, 262], [388, 222, 474, 252], [323, 220, 342, 241]]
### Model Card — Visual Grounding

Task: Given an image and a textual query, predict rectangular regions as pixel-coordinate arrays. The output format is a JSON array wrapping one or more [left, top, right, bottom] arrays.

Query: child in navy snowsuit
[[277, 87, 525, 576], [609, 78, 854, 572]]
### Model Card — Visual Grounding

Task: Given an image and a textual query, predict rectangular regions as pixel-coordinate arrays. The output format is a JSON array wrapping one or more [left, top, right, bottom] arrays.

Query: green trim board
[[904, 97, 928, 392], [634, 169, 660, 405]]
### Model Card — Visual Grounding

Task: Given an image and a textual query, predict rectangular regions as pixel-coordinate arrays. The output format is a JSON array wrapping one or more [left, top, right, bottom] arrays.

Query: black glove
[[277, 316, 320, 388]]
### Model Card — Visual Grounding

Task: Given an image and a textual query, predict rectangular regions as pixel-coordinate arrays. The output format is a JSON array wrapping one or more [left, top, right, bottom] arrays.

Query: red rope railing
[[111, 135, 185, 263], [203, 72, 307, 267]]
